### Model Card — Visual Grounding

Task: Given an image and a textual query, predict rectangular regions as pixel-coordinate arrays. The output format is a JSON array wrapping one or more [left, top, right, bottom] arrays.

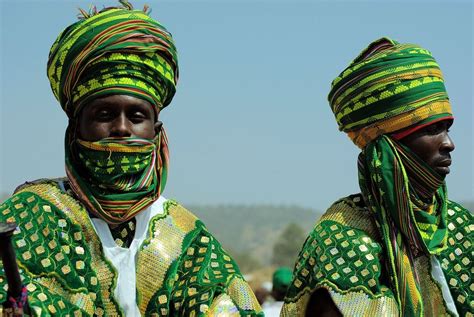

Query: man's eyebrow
[[87, 100, 115, 108]]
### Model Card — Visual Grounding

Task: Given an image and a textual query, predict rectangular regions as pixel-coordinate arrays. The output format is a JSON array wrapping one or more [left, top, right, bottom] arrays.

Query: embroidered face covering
[[76, 137, 157, 191], [66, 130, 169, 225]]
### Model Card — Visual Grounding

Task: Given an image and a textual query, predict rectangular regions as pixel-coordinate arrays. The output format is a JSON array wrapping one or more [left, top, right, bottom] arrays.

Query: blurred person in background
[[254, 287, 270, 306], [282, 38, 472, 316], [0, 1, 262, 316], [262, 267, 292, 316]]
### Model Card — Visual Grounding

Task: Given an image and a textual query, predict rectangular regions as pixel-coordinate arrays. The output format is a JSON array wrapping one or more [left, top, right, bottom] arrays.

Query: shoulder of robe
[[0, 177, 74, 223], [285, 194, 392, 302], [12, 177, 67, 194], [156, 199, 201, 233], [0, 178, 115, 315]]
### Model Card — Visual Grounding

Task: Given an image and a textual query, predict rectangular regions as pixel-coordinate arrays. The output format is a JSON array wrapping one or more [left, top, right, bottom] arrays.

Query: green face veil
[[47, 2, 178, 225]]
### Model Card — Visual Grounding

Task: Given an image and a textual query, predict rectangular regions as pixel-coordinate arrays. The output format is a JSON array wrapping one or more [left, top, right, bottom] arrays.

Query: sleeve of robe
[[0, 182, 118, 316]]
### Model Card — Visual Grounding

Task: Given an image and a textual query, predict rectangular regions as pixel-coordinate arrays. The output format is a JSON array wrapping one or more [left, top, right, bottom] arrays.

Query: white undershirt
[[262, 301, 284, 317], [90, 196, 167, 316], [430, 256, 459, 316]]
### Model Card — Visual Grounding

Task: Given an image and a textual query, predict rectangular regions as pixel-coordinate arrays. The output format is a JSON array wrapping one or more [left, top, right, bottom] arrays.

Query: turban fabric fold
[[328, 37, 452, 148], [47, 4, 178, 118]]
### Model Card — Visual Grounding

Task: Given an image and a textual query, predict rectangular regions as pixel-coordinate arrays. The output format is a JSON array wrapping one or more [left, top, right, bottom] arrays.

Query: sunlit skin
[[399, 119, 455, 179], [77, 94, 162, 141]]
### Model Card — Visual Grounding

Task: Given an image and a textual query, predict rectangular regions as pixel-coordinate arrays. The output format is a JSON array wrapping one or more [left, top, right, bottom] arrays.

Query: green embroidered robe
[[0, 179, 263, 316], [282, 194, 473, 317]]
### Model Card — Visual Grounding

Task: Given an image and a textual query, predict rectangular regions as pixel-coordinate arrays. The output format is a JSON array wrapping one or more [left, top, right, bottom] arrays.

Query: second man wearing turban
[[282, 38, 472, 316]]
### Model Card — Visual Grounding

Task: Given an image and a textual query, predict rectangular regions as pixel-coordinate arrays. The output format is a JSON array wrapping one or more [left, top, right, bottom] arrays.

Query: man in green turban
[[282, 38, 472, 316], [0, 2, 262, 316], [262, 267, 292, 316]]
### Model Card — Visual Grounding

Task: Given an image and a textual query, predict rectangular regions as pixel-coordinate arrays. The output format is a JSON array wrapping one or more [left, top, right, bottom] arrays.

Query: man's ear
[[154, 120, 163, 135]]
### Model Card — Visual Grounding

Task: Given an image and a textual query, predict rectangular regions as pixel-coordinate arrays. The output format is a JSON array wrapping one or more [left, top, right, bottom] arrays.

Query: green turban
[[328, 37, 452, 148], [273, 267, 292, 293], [47, 2, 179, 118]]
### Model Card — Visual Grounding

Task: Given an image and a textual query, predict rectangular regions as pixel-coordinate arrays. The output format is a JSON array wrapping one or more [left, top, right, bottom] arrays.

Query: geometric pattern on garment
[[168, 229, 262, 315], [136, 200, 197, 314], [437, 201, 474, 317], [226, 276, 263, 311], [0, 179, 264, 316], [110, 218, 137, 248], [208, 293, 241, 316], [135, 200, 263, 316], [0, 180, 121, 316], [282, 195, 399, 317], [282, 195, 474, 317]]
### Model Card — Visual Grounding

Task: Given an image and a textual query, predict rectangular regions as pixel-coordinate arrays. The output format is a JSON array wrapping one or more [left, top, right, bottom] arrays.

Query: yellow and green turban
[[47, 2, 178, 118], [328, 37, 452, 148]]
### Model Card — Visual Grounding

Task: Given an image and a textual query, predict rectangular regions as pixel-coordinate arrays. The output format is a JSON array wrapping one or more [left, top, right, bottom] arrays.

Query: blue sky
[[0, 0, 472, 211]]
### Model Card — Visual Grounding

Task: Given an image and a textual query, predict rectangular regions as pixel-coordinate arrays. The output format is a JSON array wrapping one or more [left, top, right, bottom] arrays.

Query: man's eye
[[425, 125, 438, 134], [96, 110, 112, 119], [425, 122, 446, 135], [130, 111, 147, 121]]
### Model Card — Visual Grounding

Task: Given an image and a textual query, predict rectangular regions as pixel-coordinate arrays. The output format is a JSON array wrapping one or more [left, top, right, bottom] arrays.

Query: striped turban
[[47, 3, 179, 118], [328, 37, 452, 148]]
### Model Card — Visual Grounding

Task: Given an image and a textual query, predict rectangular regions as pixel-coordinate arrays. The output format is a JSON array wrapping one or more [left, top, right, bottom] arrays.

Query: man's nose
[[109, 114, 132, 137], [440, 132, 455, 153]]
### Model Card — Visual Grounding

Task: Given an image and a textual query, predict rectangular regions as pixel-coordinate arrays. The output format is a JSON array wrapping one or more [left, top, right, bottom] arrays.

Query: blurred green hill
[[185, 204, 323, 269]]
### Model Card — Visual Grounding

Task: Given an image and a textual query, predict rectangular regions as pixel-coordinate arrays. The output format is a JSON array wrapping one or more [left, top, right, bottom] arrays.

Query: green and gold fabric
[[283, 37, 473, 316], [282, 195, 473, 316], [0, 180, 263, 316], [66, 135, 170, 225]]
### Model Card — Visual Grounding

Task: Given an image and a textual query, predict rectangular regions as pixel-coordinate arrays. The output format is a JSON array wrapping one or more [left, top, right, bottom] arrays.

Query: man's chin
[[434, 166, 450, 178]]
